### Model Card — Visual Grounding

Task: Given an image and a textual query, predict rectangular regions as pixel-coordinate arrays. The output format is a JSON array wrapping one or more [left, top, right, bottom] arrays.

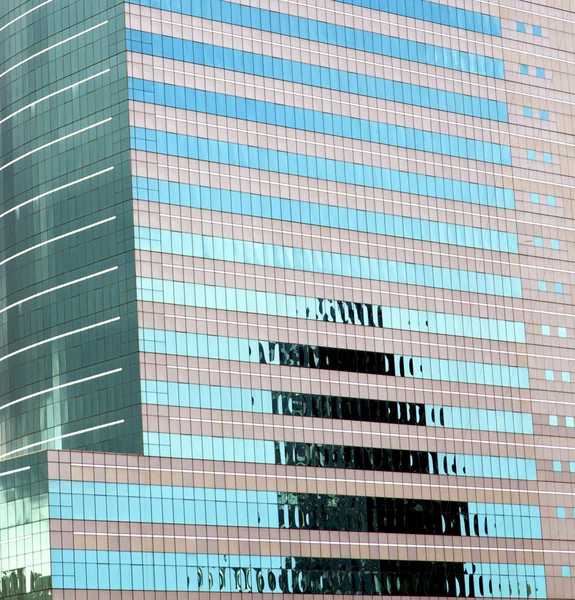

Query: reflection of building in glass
[[0, 0, 573, 597]]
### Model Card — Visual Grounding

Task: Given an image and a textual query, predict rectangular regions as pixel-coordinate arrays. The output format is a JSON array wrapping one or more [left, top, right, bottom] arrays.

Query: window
[[551, 239, 560, 250], [567, 417, 574, 428], [537, 281, 547, 292], [540, 110, 549, 120], [559, 327, 568, 338], [546, 370, 555, 381], [541, 325, 551, 336], [563, 372, 571, 383], [554, 283, 564, 294], [532, 25, 542, 36], [530, 193, 539, 203], [549, 415, 558, 426], [557, 507, 567, 518], [562, 567, 571, 578], [527, 149, 536, 160], [553, 460, 563, 472], [520, 64, 529, 75], [536, 67, 545, 78], [533, 237, 543, 247], [544, 152, 553, 163], [516, 22, 526, 32], [523, 106, 532, 117], [547, 195, 556, 206]]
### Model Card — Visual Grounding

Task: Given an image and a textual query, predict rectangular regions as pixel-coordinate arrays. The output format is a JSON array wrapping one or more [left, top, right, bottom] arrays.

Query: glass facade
[[2, 0, 575, 598]]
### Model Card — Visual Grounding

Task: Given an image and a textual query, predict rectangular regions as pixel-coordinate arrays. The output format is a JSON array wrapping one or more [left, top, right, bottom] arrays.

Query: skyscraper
[[1, 0, 574, 597]]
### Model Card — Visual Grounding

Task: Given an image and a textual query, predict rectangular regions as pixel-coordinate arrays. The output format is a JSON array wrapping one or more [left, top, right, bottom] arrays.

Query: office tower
[[1, 0, 574, 597]]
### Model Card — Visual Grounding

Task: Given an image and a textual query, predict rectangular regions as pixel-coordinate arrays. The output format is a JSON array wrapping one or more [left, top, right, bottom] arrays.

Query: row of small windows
[[526, 150, 553, 163], [523, 107, 549, 121], [545, 371, 570, 383], [516, 22, 543, 36], [533, 237, 560, 250], [530, 194, 556, 206], [538, 281, 564, 294], [552, 461, 575, 472], [541, 326, 568, 338], [519, 64, 546, 78], [549, 415, 575, 427]]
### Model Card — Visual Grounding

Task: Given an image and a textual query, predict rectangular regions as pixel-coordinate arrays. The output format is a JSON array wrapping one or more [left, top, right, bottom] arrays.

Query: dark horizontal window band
[[280, 492, 477, 537], [273, 390, 427, 425], [195, 557, 539, 597], [279, 441, 450, 475]]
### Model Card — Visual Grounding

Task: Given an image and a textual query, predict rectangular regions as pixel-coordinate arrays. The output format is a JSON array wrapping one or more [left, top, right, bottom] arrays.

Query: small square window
[[520, 64, 529, 75], [551, 239, 560, 250], [533, 25, 542, 36], [530, 193, 539, 203], [550, 415, 558, 426], [554, 460, 563, 471], [516, 22, 526, 32], [566, 417, 574, 428], [540, 110, 549, 120], [547, 195, 556, 206], [563, 372, 571, 383], [546, 370, 555, 381], [558, 507, 567, 518], [527, 150, 537, 160], [538, 281, 547, 292], [534, 237, 543, 247], [544, 152, 553, 163], [555, 283, 564, 294], [541, 325, 551, 336], [562, 566, 571, 578], [536, 67, 546, 78], [559, 327, 568, 338], [523, 106, 532, 117], [571, 462, 575, 473]]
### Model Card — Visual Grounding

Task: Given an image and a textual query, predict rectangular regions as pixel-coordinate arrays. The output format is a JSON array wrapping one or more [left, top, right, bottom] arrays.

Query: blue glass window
[[541, 325, 550, 336], [554, 282, 564, 294], [562, 567, 571, 577], [549, 415, 558, 426], [553, 461, 563, 472], [520, 64, 529, 75], [545, 370, 555, 381], [536, 67, 546, 78], [516, 22, 526, 32], [540, 110, 549, 120], [543, 153, 553, 163], [523, 107, 532, 117], [557, 507, 567, 518], [547, 195, 556, 206], [563, 372, 571, 383], [533, 237, 543, 247], [567, 417, 575, 428], [551, 239, 560, 250], [533, 25, 542, 36], [527, 150, 536, 160], [530, 193, 539, 203], [537, 281, 547, 291]]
